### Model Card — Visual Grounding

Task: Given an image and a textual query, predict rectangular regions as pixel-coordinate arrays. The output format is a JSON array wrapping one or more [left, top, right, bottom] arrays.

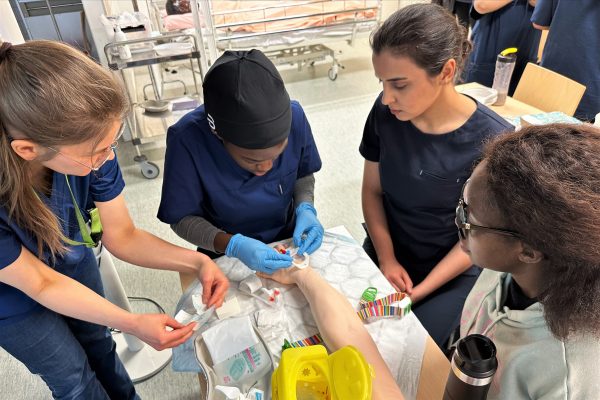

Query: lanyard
[[63, 175, 103, 248]]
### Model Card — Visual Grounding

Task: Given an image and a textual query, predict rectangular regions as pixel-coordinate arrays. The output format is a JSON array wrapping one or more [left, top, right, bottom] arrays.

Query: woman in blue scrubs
[[465, 0, 541, 96], [158, 50, 323, 273], [0, 41, 228, 399], [360, 4, 513, 346], [532, 0, 600, 121]]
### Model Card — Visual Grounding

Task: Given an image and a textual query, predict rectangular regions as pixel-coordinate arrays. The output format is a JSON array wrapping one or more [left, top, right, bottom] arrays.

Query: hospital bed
[[149, 0, 382, 80]]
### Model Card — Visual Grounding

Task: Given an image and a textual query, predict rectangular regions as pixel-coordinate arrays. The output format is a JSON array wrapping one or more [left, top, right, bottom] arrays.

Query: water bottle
[[443, 334, 498, 400], [491, 48, 517, 106]]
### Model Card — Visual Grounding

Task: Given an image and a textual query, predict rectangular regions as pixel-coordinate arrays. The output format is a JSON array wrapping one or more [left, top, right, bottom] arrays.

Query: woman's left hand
[[257, 266, 309, 286], [197, 260, 229, 308], [408, 284, 426, 304], [293, 203, 324, 255]]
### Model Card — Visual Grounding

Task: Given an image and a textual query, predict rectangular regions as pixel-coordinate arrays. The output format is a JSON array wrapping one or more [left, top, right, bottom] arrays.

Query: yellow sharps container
[[272, 345, 373, 400]]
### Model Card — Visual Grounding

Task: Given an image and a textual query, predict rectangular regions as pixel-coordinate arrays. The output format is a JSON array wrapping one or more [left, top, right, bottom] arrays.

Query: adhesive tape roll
[[239, 274, 263, 294]]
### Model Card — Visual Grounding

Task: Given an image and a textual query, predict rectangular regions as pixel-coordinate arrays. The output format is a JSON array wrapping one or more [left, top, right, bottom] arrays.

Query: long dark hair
[[370, 3, 472, 80], [484, 123, 600, 339]]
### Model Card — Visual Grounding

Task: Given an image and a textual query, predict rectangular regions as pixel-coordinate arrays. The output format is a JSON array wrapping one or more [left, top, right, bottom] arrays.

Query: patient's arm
[[259, 267, 405, 400]]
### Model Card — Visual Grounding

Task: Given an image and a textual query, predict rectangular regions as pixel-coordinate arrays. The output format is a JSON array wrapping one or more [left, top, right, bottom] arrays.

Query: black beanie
[[203, 49, 292, 149]]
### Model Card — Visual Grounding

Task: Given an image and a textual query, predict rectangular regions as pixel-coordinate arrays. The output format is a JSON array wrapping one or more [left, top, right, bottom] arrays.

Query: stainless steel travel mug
[[443, 334, 498, 400]]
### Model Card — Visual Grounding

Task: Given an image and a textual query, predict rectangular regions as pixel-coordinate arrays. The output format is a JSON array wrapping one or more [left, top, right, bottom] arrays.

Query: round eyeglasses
[[46, 124, 124, 172]]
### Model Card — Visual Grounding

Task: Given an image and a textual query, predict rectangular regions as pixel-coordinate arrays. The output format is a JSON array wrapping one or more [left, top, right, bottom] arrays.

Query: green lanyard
[[63, 175, 103, 248]]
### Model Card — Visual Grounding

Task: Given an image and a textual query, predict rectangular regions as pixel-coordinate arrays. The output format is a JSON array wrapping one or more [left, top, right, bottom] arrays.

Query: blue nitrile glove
[[225, 234, 293, 273], [293, 202, 324, 255]]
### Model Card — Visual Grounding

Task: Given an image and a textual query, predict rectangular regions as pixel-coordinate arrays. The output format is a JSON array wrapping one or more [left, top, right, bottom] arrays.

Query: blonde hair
[[0, 40, 128, 258]]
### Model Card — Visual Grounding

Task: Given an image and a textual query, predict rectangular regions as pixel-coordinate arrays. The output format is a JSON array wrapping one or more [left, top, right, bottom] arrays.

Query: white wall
[[0, 2, 25, 44]]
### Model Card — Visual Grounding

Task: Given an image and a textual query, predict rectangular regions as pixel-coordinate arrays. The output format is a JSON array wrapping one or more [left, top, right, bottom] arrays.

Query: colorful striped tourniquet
[[357, 292, 412, 322], [291, 333, 323, 347]]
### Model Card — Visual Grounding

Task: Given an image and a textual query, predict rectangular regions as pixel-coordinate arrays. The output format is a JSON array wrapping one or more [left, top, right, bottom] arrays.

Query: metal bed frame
[[152, 0, 381, 80], [104, 32, 203, 178]]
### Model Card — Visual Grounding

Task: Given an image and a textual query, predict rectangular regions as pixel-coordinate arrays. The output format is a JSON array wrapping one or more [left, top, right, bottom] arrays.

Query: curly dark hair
[[483, 123, 600, 339]]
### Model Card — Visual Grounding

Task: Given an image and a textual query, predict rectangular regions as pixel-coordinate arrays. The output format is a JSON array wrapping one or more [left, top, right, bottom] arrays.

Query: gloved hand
[[293, 202, 324, 255], [225, 234, 292, 273]]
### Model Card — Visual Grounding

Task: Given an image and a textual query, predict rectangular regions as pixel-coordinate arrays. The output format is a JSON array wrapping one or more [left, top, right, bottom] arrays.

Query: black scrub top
[[359, 93, 513, 283]]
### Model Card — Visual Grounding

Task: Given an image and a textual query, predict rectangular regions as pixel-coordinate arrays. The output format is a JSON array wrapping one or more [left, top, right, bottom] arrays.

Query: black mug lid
[[454, 334, 498, 378]]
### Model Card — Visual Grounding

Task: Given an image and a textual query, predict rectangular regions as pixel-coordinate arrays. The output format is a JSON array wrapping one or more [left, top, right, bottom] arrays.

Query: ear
[[439, 59, 457, 84], [517, 242, 545, 264], [10, 139, 44, 161]]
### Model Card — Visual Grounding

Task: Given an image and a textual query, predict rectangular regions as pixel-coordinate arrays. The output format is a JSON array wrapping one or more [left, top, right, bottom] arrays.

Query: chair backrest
[[513, 62, 586, 116]]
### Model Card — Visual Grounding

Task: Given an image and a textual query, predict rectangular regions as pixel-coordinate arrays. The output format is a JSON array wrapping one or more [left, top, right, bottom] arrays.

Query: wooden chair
[[513, 62, 586, 116]]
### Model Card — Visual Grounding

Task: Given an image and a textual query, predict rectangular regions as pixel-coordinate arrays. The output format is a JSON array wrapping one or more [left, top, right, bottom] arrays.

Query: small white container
[[114, 26, 131, 60]]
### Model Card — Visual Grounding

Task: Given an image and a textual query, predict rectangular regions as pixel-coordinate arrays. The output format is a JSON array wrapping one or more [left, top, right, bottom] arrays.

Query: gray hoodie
[[460, 269, 600, 399]]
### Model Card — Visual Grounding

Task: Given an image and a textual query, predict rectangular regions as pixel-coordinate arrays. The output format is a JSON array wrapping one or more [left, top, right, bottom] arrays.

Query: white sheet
[[176, 226, 428, 399]]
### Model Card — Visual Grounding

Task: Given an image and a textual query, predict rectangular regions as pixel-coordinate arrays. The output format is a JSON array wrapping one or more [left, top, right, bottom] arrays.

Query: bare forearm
[[213, 232, 234, 254], [103, 228, 205, 276], [473, 0, 513, 14], [293, 269, 404, 400], [362, 189, 396, 263], [295, 269, 364, 348], [417, 243, 472, 297], [30, 263, 136, 333]]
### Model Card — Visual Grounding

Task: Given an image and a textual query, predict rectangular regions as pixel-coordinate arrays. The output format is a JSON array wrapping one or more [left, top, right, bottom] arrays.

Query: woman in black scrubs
[[360, 4, 513, 346]]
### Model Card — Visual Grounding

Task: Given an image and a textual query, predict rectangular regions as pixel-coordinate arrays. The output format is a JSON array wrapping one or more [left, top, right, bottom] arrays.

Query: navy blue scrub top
[[465, 0, 540, 95], [158, 100, 322, 244], [359, 93, 512, 283], [0, 157, 125, 322], [532, 0, 600, 121]]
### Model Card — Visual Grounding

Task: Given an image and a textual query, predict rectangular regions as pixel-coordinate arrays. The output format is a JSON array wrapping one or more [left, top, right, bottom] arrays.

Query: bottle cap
[[453, 334, 498, 379], [497, 47, 517, 63]]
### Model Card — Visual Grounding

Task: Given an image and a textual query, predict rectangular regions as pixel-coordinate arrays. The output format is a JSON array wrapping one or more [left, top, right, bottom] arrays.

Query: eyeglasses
[[46, 123, 124, 172], [455, 181, 521, 240]]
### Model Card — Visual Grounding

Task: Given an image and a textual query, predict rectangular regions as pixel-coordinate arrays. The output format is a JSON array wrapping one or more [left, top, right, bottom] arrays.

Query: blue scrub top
[[465, 0, 540, 95], [0, 157, 125, 322], [360, 93, 513, 283], [532, 0, 600, 120], [158, 100, 322, 244]]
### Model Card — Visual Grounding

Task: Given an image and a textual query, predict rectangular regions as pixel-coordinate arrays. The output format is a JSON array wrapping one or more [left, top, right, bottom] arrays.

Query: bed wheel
[[328, 66, 338, 81], [140, 161, 160, 179]]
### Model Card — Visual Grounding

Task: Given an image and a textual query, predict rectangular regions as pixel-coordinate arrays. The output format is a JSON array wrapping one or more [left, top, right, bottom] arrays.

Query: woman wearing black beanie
[[158, 50, 323, 273]]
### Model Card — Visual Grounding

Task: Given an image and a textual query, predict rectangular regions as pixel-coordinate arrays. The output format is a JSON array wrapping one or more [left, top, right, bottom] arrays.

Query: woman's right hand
[[129, 313, 196, 351], [380, 260, 413, 294]]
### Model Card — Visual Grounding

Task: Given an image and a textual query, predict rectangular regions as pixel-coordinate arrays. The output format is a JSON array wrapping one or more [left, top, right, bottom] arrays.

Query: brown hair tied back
[[0, 42, 12, 62], [0, 40, 128, 258], [370, 3, 472, 80]]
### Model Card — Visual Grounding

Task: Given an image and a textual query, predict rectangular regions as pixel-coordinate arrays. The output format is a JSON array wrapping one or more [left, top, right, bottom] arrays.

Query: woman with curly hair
[[458, 122, 600, 398]]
